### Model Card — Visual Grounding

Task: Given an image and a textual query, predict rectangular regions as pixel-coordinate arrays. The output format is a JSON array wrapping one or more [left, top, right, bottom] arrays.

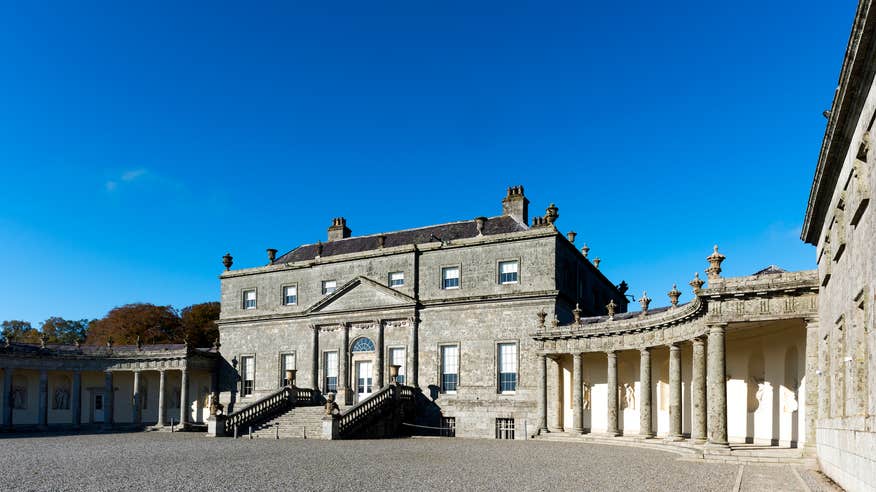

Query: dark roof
[[0, 342, 218, 357], [753, 265, 787, 276], [274, 215, 528, 263]]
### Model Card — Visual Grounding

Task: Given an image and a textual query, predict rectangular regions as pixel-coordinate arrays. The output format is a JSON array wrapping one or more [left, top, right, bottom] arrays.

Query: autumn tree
[[85, 303, 182, 346], [40, 317, 91, 344], [180, 302, 220, 348], [1, 320, 41, 343]]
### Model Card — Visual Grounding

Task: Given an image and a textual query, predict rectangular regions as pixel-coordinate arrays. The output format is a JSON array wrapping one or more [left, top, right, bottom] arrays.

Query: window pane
[[389, 272, 404, 286], [442, 345, 459, 373], [443, 267, 459, 279], [500, 261, 518, 274], [325, 352, 338, 377]]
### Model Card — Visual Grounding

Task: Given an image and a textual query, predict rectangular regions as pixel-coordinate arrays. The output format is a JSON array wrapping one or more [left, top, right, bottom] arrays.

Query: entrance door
[[93, 392, 105, 423], [356, 361, 373, 401]]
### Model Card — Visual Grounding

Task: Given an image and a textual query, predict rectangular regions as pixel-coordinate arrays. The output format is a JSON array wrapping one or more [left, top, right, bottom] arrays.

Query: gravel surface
[[0, 432, 741, 491]]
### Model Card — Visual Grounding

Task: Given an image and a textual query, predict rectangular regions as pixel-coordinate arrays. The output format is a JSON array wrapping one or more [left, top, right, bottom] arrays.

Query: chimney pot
[[328, 217, 352, 241]]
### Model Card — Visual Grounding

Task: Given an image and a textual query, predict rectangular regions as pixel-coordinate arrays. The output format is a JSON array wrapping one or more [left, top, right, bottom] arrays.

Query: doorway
[[356, 361, 373, 401]]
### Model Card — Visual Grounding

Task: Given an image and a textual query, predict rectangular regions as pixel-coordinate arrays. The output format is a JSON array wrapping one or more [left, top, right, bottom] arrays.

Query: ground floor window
[[441, 416, 456, 437], [497, 342, 517, 393], [440, 344, 459, 393], [241, 355, 255, 396], [280, 352, 296, 387], [495, 418, 515, 440], [389, 347, 406, 384], [324, 351, 338, 393]]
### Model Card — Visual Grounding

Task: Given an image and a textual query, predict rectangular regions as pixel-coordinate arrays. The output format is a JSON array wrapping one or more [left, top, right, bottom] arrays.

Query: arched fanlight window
[[351, 337, 375, 353]]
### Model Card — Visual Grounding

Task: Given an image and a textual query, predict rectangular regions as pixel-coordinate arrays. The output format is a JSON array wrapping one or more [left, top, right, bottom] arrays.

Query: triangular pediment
[[306, 276, 415, 314]]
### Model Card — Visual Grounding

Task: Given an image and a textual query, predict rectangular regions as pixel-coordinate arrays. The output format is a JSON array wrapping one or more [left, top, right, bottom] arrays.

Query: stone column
[[553, 357, 564, 431], [103, 371, 114, 431], [2, 368, 12, 428], [668, 343, 683, 440], [707, 324, 728, 446], [375, 320, 385, 388], [179, 368, 189, 426], [339, 323, 349, 404], [639, 348, 653, 438], [572, 352, 584, 434], [538, 354, 548, 433], [157, 370, 166, 427], [408, 316, 419, 388], [132, 371, 141, 425], [38, 369, 48, 429], [311, 326, 320, 390], [72, 370, 81, 429], [691, 337, 707, 442], [606, 351, 619, 436], [804, 317, 819, 451]]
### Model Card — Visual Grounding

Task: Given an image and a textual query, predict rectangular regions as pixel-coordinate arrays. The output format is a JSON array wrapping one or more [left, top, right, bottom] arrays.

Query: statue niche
[[52, 377, 71, 410]]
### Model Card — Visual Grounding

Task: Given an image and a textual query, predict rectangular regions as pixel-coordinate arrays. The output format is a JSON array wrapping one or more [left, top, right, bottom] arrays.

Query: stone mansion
[[0, 2, 874, 490]]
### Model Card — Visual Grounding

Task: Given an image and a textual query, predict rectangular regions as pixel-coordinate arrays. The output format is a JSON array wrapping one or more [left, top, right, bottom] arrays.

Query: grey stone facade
[[217, 187, 628, 438], [801, 1, 876, 489]]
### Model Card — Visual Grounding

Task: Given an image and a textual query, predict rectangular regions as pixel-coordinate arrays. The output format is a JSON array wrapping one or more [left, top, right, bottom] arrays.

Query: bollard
[[233, 424, 238, 439], [276, 425, 279, 440], [170, 418, 175, 433], [249, 426, 252, 439]]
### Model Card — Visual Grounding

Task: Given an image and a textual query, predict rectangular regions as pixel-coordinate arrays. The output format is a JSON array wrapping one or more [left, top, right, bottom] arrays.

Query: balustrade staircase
[[332, 383, 416, 439], [247, 406, 328, 439], [219, 386, 321, 437]]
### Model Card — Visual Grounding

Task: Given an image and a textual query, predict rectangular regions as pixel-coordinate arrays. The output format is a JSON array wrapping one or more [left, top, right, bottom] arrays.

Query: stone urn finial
[[212, 338, 221, 352], [74, 338, 81, 350], [639, 291, 651, 316], [377, 235, 386, 249], [617, 280, 629, 295], [668, 283, 681, 308], [285, 369, 296, 387], [222, 253, 233, 271], [551, 315, 559, 329], [593, 257, 601, 269], [705, 244, 726, 280], [567, 231, 577, 244], [606, 299, 617, 320], [136, 335, 143, 351], [474, 217, 487, 236], [267, 248, 278, 264], [545, 203, 559, 226], [536, 309, 547, 329], [573, 303, 582, 324], [689, 272, 705, 294], [581, 243, 590, 258], [106, 337, 113, 350], [389, 364, 401, 384]]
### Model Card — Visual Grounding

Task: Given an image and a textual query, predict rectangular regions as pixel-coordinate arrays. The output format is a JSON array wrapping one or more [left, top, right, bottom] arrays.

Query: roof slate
[[273, 215, 527, 263]]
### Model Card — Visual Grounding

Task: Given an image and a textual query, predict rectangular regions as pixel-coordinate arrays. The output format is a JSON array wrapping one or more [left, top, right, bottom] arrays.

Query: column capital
[[605, 350, 617, 358], [691, 336, 706, 347], [639, 346, 652, 354], [668, 342, 681, 352], [707, 322, 728, 333], [572, 352, 583, 360], [804, 316, 819, 327]]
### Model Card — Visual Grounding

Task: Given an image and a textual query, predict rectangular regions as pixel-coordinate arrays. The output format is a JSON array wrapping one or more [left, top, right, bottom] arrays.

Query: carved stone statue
[[582, 381, 591, 410], [53, 385, 70, 410], [622, 383, 636, 410], [324, 393, 340, 416], [11, 386, 26, 409]]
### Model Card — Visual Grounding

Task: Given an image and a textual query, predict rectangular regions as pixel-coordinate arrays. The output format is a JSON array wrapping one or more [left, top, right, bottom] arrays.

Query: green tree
[[40, 317, 91, 344], [85, 304, 182, 346], [180, 302, 220, 348], [1, 320, 41, 343]]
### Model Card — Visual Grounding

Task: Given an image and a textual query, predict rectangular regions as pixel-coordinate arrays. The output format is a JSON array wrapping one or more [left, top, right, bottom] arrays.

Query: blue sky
[[0, 1, 856, 325]]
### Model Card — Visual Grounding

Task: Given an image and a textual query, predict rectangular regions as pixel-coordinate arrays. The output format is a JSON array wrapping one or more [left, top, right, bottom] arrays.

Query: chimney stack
[[328, 217, 352, 242], [502, 185, 529, 226]]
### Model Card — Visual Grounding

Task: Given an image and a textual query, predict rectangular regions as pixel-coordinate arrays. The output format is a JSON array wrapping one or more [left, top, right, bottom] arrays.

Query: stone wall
[[812, 72, 876, 492]]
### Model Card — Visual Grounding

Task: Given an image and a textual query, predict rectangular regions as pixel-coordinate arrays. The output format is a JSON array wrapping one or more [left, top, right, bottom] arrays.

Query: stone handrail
[[336, 384, 413, 436], [222, 386, 320, 435]]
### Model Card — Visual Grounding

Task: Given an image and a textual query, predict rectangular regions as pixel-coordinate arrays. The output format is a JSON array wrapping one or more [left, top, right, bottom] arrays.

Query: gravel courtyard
[[0, 432, 819, 491]]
